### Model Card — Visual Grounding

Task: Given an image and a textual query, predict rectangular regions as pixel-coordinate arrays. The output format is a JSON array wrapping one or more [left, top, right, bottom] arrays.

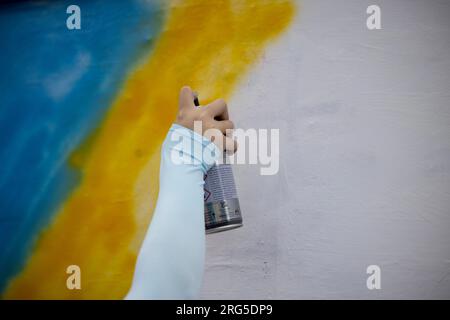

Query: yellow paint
[[5, 0, 295, 299]]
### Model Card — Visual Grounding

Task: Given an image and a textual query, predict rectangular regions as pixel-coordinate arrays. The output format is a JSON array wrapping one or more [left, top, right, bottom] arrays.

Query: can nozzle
[[193, 91, 200, 107]]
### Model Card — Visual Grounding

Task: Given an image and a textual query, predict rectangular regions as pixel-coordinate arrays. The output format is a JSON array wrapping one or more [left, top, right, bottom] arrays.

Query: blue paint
[[0, 0, 165, 292]]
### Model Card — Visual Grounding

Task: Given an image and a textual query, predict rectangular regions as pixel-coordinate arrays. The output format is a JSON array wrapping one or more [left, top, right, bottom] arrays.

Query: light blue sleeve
[[125, 123, 221, 300]]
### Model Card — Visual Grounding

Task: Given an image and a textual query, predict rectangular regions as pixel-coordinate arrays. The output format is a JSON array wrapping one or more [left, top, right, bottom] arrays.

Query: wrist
[[164, 123, 222, 174]]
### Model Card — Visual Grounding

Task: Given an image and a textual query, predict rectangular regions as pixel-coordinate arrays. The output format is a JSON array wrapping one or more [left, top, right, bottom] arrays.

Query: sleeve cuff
[[165, 123, 222, 174]]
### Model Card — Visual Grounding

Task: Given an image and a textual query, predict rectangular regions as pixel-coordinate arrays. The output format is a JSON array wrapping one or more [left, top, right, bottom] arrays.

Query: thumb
[[179, 86, 195, 109]]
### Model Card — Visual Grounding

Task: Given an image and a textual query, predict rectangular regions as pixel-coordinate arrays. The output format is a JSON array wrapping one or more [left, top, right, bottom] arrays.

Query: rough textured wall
[[1, 0, 449, 300], [202, 0, 450, 299]]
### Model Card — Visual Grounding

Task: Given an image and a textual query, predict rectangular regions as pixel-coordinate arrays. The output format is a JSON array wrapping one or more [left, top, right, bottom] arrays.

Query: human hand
[[175, 86, 237, 153]]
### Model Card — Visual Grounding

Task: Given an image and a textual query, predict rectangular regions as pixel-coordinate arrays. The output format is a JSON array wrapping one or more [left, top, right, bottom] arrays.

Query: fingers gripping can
[[193, 91, 243, 233], [204, 157, 243, 234]]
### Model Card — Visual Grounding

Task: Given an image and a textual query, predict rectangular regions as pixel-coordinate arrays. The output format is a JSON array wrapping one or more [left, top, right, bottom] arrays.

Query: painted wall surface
[[0, 0, 294, 299], [0, 0, 449, 299]]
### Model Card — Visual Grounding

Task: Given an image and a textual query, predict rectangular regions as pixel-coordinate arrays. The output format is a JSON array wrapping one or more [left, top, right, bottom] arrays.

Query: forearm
[[125, 124, 220, 299]]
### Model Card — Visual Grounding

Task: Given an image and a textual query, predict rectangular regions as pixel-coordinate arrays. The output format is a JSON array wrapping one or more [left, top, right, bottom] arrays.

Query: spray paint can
[[193, 93, 243, 234], [203, 158, 243, 233]]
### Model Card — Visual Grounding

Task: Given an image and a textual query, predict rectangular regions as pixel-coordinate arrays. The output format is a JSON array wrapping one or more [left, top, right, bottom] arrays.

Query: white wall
[[201, 0, 450, 299]]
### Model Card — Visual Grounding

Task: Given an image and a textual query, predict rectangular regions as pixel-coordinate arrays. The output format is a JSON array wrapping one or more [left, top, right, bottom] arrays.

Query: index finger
[[205, 98, 229, 120]]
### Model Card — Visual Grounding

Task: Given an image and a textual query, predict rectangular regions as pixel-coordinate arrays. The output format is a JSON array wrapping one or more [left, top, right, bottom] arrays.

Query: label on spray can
[[204, 158, 243, 234]]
